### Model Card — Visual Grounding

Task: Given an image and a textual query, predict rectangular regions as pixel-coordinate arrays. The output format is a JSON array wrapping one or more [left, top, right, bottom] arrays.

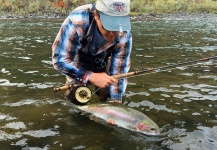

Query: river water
[[0, 16, 216, 150]]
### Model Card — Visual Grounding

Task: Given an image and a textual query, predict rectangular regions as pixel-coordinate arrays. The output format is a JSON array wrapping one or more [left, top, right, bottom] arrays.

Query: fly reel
[[74, 86, 92, 104], [54, 84, 94, 105]]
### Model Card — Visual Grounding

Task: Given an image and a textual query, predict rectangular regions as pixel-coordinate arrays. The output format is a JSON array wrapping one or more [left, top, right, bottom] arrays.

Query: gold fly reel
[[75, 86, 92, 104]]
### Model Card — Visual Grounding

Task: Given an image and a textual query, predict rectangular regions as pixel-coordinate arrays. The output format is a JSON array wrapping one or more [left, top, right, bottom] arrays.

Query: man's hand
[[88, 72, 118, 88]]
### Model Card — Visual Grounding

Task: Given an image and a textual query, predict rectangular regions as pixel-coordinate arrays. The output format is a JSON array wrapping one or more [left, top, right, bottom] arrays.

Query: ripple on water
[[35, 40, 44, 43], [199, 75, 217, 81], [136, 48, 144, 51], [23, 129, 59, 138], [0, 130, 22, 141], [0, 113, 17, 121], [1, 68, 10, 74], [192, 112, 201, 116], [2, 99, 63, 107], [3, 99, 38, 107], [13, 47, 25, 51], [0, 36, 25, 43], [149, 87, 176, 92], [28, 82, 56, 89], [173, 84, 217, 101], [170, 84, 181, 88], [161, 94, 171, 98], [3, 122, 26, 130], [128, 100, 179, 113], [0, 79, 56, 89], [162, 126, 217, 150], [180, 73, 194, 76], [174, 92, 217, 101], [0, 79, 25, 87], [41, 60, 52, 65], [176, 66, 188, 71], [0, 129, 58, 143], [125, 91, 150, 97], [18, 56, 32, 60], [144, 55, 154, 58]]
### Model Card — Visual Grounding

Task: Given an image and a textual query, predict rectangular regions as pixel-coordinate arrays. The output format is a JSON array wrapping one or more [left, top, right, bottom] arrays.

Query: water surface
[[0, 17, 216, 149]]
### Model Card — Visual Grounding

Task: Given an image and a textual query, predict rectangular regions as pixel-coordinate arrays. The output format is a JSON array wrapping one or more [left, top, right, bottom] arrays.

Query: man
[[52, 0, 132, 104]]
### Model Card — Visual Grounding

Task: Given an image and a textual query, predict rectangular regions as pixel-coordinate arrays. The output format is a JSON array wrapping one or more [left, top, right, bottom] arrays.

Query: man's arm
[[109, 32, 132, 101], [52, 15, 91, 85]]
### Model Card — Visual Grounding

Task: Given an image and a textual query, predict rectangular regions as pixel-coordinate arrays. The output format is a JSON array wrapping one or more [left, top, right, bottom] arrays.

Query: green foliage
[[131, 0, 145, 14], [139, 0, 217, 14], [1, 0, 217, 16]]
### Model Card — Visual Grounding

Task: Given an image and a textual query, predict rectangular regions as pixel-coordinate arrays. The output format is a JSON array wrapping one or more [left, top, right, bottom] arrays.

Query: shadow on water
[[0, 16, 217, 149]]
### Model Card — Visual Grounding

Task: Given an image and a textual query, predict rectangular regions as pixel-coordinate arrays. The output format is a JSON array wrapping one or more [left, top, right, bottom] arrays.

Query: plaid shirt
[[52, 4, 132, 100]]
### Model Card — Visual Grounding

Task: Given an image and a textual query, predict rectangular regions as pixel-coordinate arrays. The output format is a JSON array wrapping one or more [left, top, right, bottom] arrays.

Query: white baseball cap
[[95, 0, 131, 31]]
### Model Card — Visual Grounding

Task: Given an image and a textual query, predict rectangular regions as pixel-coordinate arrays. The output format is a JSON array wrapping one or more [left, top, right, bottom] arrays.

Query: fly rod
[[113, 56, 216, 79], [54, 56, 217, 92]]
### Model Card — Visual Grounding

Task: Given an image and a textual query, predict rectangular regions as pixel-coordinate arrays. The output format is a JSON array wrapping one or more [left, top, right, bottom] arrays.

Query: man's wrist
[[83, 71, 92, 85], [110, 94, 122, 101]]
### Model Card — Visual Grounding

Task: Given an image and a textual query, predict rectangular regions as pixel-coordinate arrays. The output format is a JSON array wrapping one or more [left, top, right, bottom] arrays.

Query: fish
[[68, 102, 160, 136]]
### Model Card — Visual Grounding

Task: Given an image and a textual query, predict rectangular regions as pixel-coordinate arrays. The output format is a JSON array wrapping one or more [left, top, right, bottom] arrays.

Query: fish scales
[[80, 105, 138, 125], [76, 103, 160, 135]]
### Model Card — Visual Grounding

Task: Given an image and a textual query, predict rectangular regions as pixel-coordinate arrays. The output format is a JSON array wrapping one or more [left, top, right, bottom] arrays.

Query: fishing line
[[53, 56, 217, 104], [91, 87, 101, 97]]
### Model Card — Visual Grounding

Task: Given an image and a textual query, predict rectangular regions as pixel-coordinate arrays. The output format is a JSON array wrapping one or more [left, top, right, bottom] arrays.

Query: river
[[0, 16, 216, 149]]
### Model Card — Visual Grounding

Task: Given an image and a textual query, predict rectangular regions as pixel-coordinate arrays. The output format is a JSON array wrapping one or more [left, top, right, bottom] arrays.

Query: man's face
[[94, 10, 118, 42]]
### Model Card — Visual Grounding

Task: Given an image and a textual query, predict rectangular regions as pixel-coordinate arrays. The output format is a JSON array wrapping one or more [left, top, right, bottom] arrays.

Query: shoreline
[[131, 13, 217, 21], [1, 13, 217, 21]]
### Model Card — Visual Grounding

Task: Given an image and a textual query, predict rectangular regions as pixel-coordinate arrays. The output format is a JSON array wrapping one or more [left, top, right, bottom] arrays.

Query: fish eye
[[150, 128, 156, 131]]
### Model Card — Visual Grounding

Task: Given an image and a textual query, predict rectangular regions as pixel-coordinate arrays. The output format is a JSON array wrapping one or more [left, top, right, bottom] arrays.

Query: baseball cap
[[95, 0, 131, 31]]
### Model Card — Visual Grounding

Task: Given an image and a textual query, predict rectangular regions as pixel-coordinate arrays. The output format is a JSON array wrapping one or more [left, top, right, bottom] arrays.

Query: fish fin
[[66, 102, 81, 113], [107, 118, 115, 125], [89, 114, 99, 121]]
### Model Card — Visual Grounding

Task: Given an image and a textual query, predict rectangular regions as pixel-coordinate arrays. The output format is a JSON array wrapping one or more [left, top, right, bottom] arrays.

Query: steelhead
[[70, 102, 160, 136]]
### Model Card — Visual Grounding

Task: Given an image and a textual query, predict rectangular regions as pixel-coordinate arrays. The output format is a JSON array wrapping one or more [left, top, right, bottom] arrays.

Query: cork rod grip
[[113, 71, 139, 79], [54, 85, 72, 92]]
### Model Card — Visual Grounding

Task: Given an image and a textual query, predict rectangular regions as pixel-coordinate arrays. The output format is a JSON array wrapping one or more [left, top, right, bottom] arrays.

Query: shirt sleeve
[[52, 15, 91, 85], [109, 32, 132, 100]]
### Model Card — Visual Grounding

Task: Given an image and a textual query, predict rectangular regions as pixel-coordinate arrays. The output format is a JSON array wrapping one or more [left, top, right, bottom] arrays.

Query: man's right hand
[[88, 72, 118, 88]]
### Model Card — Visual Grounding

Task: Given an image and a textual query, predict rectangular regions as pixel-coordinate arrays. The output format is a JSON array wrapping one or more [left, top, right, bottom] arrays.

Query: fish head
[[135, 119, 160, 135]]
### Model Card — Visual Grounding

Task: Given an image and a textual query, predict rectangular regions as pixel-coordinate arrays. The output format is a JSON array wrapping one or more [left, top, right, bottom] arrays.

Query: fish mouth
[[137, 128, 160, 136], [149, 127, 160, 135], [136, 122, 160, 135], [143, 127, 160, 136]]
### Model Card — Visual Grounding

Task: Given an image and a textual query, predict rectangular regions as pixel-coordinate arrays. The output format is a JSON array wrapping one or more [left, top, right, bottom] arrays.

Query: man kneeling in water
[[52, 0, 132, 104]]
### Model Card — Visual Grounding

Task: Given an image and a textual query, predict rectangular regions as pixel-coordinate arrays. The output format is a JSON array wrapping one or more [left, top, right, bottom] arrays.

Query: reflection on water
[[0, 17, 217, 149]]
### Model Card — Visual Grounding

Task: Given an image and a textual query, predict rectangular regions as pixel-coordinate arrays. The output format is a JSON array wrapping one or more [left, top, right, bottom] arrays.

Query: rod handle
[[113, 71, 139, 79], [54, 85, 72, 92]]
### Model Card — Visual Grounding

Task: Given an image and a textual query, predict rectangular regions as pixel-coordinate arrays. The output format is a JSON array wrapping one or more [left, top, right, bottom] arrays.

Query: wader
[[64, 54, 111, 104], [64, 9, 115, 104]]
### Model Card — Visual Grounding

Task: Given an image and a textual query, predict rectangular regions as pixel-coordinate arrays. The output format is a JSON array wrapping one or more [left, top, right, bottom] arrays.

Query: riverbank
[[1, 12, 217, 21], [0, 12, 65, 20], [131, 13, 217, 21]]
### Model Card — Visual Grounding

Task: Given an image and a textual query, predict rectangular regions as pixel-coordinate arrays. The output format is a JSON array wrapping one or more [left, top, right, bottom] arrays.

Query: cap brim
[[99, 12, 131, 31]]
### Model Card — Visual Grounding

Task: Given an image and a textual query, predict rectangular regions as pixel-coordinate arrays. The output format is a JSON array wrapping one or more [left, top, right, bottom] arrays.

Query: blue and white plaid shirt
[[52, 4, 132, 100]]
